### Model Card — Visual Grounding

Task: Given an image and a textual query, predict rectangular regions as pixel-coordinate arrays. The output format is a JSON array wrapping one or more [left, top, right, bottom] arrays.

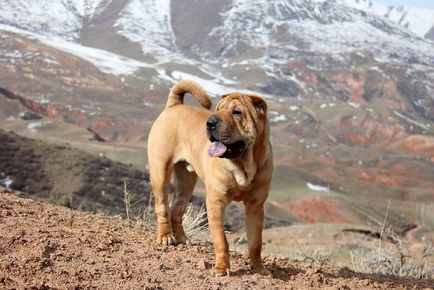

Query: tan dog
[[147, 79, 273, 276]]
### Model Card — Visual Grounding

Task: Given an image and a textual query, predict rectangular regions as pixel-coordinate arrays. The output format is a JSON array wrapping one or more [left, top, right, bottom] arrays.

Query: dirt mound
[[1, 190, 432, 289]]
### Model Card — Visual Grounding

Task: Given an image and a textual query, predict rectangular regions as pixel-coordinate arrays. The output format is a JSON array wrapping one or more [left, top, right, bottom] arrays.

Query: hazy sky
[[377, 0, 434, 9]]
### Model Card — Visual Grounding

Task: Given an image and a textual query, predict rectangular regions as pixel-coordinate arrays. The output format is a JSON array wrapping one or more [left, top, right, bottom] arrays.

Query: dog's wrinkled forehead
[[216, 93, 253, 111], [216, 93, 243, 110], [216, 93, 266, 113]]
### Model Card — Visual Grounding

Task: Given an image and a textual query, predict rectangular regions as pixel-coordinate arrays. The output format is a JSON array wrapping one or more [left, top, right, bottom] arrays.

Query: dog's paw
[[157, 234, 176, 246], [212, 267, 230, 277], [173, 232, 188, 245], [251, 265, 271, 276]]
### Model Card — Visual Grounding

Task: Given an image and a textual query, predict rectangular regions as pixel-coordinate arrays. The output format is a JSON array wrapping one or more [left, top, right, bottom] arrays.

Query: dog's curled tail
[[165, 79, 212, 109]]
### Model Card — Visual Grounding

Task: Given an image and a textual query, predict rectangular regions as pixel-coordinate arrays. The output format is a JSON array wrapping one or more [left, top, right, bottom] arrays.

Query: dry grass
[[122, 181, 208, 239], [419, 203, 434, 229], [299, 249, 334, 268], [230, 233, 247, 253], [349, 199, 434, 279], [349, 239, 433, 279], [122, 181, 154, 229], [182, 204, 208, 238]]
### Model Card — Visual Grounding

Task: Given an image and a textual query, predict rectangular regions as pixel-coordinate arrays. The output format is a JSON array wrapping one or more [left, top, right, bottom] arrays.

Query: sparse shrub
[[299, 249, 334, 267], [419, 203, 434, 230], [230, 233, 247, 253], [349, 238, 433, 279], [349, 199, 434, 279], [182, 204, 208, 238], [122, 181, 208, 239]]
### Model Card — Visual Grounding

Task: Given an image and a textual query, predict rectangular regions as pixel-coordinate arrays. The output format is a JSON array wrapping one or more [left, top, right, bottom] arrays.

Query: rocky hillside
[[1, 190, 433, 289], [0, 129, 152, 215]]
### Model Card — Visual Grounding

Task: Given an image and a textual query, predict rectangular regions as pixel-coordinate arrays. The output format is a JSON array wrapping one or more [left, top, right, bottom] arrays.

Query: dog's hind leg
[[149, 160, 175, 246], [170, 161, 197, 244]]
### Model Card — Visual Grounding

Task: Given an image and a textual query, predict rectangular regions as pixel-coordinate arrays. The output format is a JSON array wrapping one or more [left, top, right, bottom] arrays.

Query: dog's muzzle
[[206, 116, 246, 159]]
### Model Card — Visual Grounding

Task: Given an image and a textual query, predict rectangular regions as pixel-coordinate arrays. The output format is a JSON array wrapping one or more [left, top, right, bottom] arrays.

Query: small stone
[[197, 258, 207, 270]]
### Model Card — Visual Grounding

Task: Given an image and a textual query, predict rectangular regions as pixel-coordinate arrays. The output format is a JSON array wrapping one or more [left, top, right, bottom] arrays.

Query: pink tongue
[[208, 141, 227, 157]]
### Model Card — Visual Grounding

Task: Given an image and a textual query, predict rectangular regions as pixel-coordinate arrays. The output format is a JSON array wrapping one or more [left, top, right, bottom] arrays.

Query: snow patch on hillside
[[73, 0, 110, 19], [114, 0, 178, 58], [0, 24, 153, 75], [0, 1, 82, 41], [307, 182, 330, 193], [340, 0, 434, 38], [0, 0, 109, 41], [291, 19, 434, 66]]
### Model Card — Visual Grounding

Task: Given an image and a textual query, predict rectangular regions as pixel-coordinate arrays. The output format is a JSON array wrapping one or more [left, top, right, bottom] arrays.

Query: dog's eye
[[232, 110, 242, 116]]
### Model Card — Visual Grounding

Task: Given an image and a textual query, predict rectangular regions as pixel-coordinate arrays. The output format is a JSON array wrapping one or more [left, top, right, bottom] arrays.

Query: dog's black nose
[[206, 116, 220, 129]]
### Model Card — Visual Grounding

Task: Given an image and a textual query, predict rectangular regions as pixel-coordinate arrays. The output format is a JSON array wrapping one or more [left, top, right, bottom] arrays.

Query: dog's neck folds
[[222, 152, 256, 187]]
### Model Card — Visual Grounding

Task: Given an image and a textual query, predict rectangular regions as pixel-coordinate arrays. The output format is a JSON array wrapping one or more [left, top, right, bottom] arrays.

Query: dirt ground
[[1, 190, 432, 290]]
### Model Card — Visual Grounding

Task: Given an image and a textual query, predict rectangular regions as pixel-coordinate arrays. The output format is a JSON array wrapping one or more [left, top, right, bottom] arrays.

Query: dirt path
[[0, 190, 432, 290]]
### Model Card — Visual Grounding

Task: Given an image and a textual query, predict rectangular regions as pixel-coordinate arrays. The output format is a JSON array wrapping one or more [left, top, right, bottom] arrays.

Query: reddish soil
[[284, 196, 361, 224], [1, 190, 433, 290]]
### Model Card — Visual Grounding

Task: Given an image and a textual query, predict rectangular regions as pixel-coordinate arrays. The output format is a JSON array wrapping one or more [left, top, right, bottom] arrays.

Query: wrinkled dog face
[[207, 93, 267, 159]]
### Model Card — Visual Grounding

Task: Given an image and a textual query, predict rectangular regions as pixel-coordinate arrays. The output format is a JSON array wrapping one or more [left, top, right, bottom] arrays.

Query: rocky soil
[[1, 189, 433, 290]]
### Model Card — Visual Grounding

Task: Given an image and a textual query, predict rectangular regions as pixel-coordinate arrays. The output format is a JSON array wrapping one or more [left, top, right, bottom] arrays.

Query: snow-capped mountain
[[114, 0, 178, 58], [1, 0, 433, 62], [0, 0, 433, 121], [339, 0, 434, 40], [0, 0, 109, 41]]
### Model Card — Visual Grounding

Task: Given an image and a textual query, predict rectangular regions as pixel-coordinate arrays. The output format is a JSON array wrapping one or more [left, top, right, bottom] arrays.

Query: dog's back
[[147, 80, 212, 186]]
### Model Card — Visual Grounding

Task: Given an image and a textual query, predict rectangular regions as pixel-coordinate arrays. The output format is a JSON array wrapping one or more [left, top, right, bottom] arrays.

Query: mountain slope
[[0, 0, 109, 41], [1, 0, 433, 64], [340, 0, 434, 40]]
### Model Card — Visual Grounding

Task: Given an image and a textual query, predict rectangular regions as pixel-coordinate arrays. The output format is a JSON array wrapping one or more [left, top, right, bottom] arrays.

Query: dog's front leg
[[206, 193, 230, 276], [244, 199, 270, 275]]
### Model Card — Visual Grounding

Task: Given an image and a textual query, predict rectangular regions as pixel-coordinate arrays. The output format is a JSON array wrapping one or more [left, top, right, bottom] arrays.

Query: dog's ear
[[250, 95, 267, 113]]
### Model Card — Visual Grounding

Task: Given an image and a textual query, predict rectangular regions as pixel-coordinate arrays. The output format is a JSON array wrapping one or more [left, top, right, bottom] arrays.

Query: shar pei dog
[[147, 79, 272, 276]]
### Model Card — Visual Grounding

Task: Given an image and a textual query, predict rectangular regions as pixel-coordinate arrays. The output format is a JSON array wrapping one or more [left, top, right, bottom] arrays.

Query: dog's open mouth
[[208, 136, 246, 159]]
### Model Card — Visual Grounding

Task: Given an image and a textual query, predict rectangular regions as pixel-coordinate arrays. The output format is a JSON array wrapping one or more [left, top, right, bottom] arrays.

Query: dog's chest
[[222, 159, 256, 188], [229, 185, 253, 202], [232, 192, 245, 202]]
